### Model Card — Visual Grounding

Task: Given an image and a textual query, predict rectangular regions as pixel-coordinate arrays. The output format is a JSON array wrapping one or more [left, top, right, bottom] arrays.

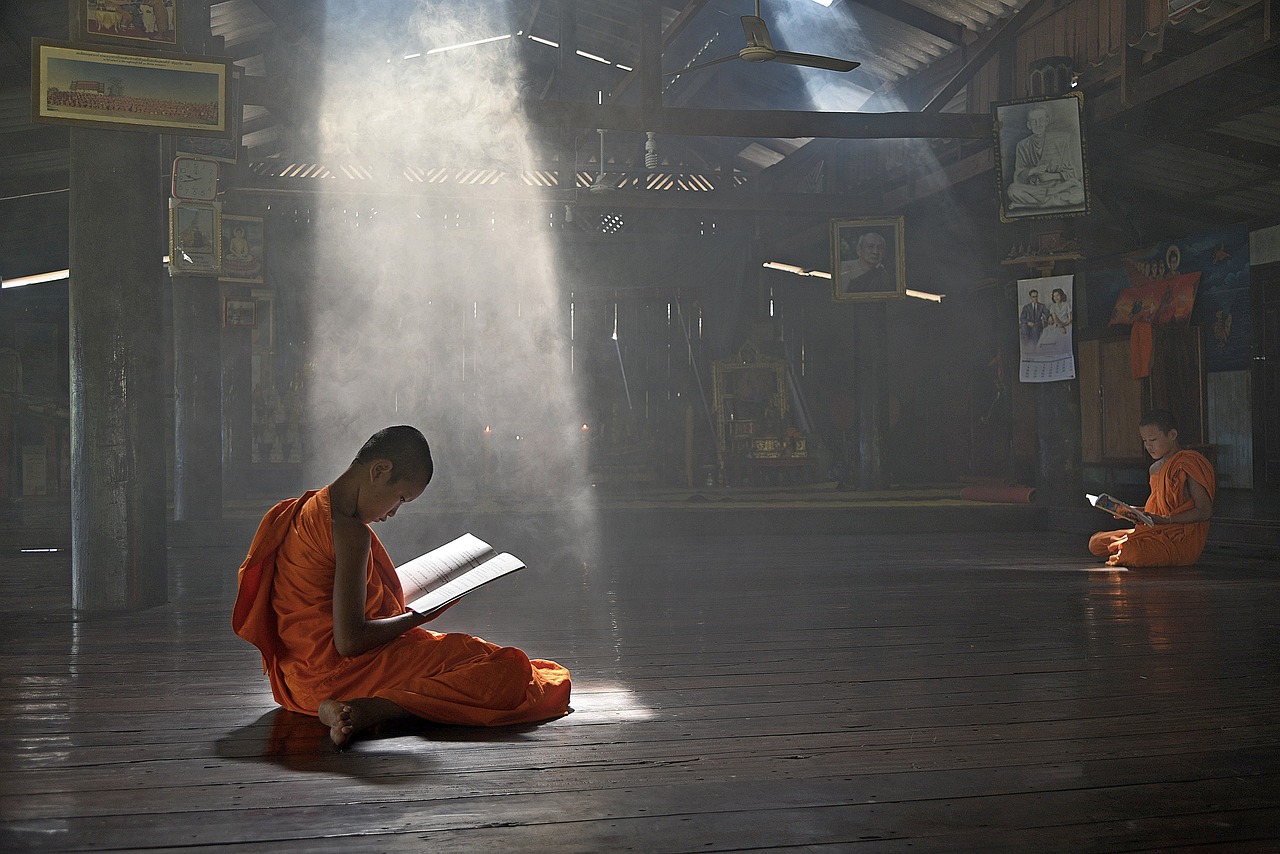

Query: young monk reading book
[[1088, 409, 1215, 567], [233, 425, 571, 746]]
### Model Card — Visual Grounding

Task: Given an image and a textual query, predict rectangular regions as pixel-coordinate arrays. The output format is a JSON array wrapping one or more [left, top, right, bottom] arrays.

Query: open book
[[1087, 493, 1155, 527], [395, 533, 524, 615]]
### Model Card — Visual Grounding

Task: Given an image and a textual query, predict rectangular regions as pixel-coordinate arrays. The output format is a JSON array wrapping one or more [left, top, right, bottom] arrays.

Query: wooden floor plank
[[1, 527, 1278, 852]]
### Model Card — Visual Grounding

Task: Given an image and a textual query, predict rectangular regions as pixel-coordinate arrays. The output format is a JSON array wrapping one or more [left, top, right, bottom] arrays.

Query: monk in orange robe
[[1089, 409, 1215, 567], [234, 425, 571, 746]]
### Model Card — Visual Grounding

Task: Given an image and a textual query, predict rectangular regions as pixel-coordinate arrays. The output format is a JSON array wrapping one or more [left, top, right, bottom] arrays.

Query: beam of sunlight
[[569, 685, 657, 723], [307, 4, 594, 526]]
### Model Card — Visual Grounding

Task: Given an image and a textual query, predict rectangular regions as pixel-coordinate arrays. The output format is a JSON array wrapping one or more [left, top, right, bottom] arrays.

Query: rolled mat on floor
[[959, 484, 1036, 504]]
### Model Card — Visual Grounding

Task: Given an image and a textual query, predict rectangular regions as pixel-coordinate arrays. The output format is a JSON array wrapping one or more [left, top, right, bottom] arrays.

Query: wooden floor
[[2, 514, 1279, 852]]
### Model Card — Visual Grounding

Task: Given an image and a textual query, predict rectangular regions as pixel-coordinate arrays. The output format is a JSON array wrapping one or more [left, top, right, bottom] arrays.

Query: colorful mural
[[1086, 225, 1250, 372]]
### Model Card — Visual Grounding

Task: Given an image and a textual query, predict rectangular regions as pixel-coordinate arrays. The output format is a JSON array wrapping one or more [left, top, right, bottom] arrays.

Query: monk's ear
[[369, 459, 393, 482]]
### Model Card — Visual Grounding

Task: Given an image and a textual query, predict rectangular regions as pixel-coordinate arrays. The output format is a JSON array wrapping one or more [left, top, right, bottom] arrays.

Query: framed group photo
[[79, 1, 178, 47], [31, 39, 232, 137], [993, 91, 1090, 222], [830, 216, 906, 302]]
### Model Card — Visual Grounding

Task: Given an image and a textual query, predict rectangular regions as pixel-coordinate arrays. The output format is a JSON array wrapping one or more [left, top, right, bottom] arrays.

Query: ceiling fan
[[667, 0, 860, 77]]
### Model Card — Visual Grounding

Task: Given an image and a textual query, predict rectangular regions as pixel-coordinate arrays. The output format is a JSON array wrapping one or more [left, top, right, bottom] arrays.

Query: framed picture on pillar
[[78, 1, 179, 47], [993, 92, 1090, 222], [830, 216, 906, 302], [168, 199, 222, 276], [223, 298, 257, 329], [218, 214, 264, 284], [31, 39, 232, 138]]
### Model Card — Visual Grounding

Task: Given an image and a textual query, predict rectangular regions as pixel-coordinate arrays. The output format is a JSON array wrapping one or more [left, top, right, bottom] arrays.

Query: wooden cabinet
[[1079, 337, 1144, 463], [1079, 326, 1206, 465]]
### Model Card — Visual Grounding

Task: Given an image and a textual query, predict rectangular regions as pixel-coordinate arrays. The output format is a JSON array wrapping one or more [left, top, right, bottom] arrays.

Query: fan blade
[[663, 54, 739, 77], [740, 15, 774, 50], [769, 50, 860, 72]]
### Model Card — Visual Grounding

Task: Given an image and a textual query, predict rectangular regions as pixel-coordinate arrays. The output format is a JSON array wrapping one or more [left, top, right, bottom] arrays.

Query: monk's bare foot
[[318, 699, 356, 747], [318, 697, 409, 748]]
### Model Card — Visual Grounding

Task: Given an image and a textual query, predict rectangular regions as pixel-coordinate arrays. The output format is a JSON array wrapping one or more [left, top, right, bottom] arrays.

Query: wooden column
[[171, 0, 223, 519], [853, 303, 887, 489], [1035, 379, 1083, 507], [68, 126, 168, 611]]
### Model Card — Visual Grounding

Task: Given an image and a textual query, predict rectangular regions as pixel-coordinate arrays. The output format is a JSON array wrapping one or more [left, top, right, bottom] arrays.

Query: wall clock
[[172, 156, 220, 201]]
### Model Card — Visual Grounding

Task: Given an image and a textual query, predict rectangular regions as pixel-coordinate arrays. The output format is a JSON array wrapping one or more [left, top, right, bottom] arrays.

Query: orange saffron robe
[[1091, 450, 1216, 567], [233, 487, 571, 726]]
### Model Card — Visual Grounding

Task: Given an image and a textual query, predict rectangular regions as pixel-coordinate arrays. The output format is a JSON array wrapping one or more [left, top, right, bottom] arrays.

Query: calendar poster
[[1017, 274, 1076, 383]]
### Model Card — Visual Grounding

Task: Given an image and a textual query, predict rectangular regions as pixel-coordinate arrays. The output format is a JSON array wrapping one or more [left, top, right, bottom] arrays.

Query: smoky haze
[[303, 4, 590, 515]]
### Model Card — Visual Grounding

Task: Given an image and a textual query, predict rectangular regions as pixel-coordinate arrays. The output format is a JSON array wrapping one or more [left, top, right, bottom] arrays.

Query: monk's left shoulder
[[1174, 449, 1216, 494]]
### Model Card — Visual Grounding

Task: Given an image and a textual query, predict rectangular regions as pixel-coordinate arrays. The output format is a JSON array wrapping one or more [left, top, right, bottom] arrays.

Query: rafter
[[849, 0, 965, 45], [527, 102, 990, 139], [921, 0, 1053, 113], [608, 0, 710, 103]]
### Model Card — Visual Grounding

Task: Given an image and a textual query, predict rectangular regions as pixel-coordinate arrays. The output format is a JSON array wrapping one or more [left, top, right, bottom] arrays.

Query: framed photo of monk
[[31, 39, 232, 138], [168, 198, 222, 276], [830, 216, 906, 302], [994, 92, 1090, 222], [78, 1, 178, 47], [223, 298, 257, 328]]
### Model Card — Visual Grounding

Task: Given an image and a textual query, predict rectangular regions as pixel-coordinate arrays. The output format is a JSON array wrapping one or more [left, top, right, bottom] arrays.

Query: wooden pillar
[[171, 0, 223, 519], [853, 303, 887, 489], [171, 275, 223, 518], [220, 311, 253, 498], [68, 126, 168, 612], [1035, 379, 1083, 506]]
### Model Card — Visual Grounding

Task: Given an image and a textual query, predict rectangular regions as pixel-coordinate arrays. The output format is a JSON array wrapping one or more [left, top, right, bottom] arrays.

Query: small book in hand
[[395, 533, 525, 616], [1087, 493, 1155, 527]]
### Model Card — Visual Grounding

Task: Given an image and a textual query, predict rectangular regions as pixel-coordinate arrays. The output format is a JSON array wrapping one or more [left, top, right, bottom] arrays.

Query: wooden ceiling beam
[[847, 0, 965, 45], [1091, 26, 1276, 122], [608, 0, 710, 103], [526, 101, 990, 139], [922, 0, 1053, 112], [1094, 126, 1280, 171], [228, 178, 882, 216]]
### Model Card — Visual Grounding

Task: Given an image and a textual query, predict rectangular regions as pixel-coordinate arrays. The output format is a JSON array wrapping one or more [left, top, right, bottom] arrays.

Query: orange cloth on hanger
[[1088, 450, 1216, 567], [1130, 320, 1153, 379], [233, 487, 571, 725]]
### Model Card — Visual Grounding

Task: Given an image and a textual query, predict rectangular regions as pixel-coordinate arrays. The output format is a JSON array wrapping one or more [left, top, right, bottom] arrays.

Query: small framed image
[[993, 91, 1090, 222], [219, 214, 264, 284], [223, 297, 257, 328], [830, 216, 906, 302], [168, 198, 221, 276], [79, 1, 178, 47], [32, 38, 232, 138]]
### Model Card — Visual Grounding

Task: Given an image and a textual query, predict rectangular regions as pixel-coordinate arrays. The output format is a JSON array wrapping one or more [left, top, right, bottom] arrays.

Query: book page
[[395, 533, 494, 604], [406, 552, 525, 615], [1087, 493, 1153, 527]]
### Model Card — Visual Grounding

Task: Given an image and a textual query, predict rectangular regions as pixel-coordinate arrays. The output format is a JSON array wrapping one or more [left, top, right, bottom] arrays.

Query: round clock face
[[173, 157, 219, 201]]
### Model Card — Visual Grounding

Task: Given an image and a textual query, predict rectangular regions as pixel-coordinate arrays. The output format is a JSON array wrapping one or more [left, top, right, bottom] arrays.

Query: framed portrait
[[31, 39, 232, 138], [830, 216, 906, 302], [223, 298, 257, 329], [993, 91, 1090, 222], [79, 1, 178, 47], [219, 214, 265, 284], [168, 199, 222, 276]]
